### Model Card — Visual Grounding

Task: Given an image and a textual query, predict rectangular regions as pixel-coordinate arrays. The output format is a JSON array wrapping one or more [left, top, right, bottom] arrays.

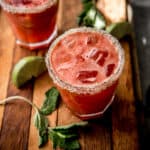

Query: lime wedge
[[12, 56, 47, 88], [106, 22, 132, 39]]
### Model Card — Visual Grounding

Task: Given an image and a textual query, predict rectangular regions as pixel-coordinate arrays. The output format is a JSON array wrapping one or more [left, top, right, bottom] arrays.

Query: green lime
[[106, 22, 132, 39], [12, 56, 47, 88]]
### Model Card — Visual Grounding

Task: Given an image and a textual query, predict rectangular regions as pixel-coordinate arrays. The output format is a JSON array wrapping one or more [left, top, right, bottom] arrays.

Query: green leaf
[[40, 87, 60, 115], [93, 10, 106, 29], [51, 121, 88, 133], [34, 110, 49, 147], [38, 129, 48, 148], [63, 139, 80, 150], [106, 22, 133, 39], [48, 122, 87, 149], [34, 110, 48, 130], [48, 129, 80, 150], [78, 5, 106, 30], [77, 10, 88, 26]]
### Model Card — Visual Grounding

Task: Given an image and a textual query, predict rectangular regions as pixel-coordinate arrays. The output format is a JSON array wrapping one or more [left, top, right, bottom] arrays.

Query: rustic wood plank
[[57, 0, 82, 33], [97, 0, 139, 149], [97, 0, 127, 24], [0, 44, 35, 149], [0, 11, 15, 128], [112, 41, 139, 150], [28, 73, 57, 150]]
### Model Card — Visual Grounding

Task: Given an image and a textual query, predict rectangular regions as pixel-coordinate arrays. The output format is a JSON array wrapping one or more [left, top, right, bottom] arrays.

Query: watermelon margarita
[[46, 27, 124, 120], [0, 0, 58, 50]]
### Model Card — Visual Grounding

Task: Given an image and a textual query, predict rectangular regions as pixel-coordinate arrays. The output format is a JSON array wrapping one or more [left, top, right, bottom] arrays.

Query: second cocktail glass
[[0, 0, 58, 50]]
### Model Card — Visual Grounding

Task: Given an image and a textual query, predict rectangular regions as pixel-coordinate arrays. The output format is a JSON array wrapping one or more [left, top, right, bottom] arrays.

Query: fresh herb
[[78, 1, 133, 40], [40, 87, 60, 115], [34, 110, 49, 130], [78, 0, 106, 30], [51, 121, 88, 133], [48, 122, 88, 150], [0, 88, 88, 149], [34, 86, 60, 147], [34, 110, 49, 147], [38, 129, 48, 148]]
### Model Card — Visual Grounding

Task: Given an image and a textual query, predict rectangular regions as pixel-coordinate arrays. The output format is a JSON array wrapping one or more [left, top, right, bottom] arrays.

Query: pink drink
[[0, 0, 58, 50], [46, 27, 124, 120]]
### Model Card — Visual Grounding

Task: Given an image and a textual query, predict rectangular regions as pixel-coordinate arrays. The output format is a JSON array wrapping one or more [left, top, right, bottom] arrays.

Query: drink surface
[[6, 0, 47, 7], [51, 31, 119, 86]]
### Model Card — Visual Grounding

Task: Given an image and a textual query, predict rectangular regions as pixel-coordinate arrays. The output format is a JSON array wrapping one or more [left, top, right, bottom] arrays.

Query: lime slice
[[12, 56, 47, 88], [106, 22, 132, 39]]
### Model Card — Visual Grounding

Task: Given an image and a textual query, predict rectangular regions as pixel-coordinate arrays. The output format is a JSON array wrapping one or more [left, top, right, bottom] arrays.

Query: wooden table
[[0, 0, 140, 149]]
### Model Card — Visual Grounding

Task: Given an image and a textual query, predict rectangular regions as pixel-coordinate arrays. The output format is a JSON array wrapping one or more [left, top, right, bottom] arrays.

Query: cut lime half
[[106, 22, 132, 39], [12, 56, 47, 88]]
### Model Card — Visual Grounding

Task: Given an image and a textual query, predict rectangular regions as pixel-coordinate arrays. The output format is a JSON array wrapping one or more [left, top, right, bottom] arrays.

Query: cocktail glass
[[46, 27, 125, 120], [0, 0, 58, 50]]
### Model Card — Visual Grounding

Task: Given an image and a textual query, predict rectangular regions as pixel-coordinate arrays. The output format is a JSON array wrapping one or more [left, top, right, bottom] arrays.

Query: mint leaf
[[63, 139, 80, 150], [48, 122, 88, 149], [40, 87, 60, 115], [38, 129, 48, 148], [34, 110, 49, 130], [48, 129, 80, 150], [34, 110, 49, 147], [78, 3, 106, 30], [51, 121, 88, 133], [93, 10, 106, 29], [33, 87, 60, 148], [78, 0, 94, 26]]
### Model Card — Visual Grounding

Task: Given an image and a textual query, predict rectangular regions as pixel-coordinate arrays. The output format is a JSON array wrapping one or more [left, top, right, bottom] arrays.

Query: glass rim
[[0, 0, 57, 14], [46, 27, 125, 94]]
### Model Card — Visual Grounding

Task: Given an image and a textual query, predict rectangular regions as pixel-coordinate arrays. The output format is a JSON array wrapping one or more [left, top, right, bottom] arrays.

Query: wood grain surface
[[0, 0, 140, 150]]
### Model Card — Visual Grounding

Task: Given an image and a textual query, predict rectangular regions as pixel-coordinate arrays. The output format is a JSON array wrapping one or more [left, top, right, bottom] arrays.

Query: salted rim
[[0, 0, 57, 14], [46, 27, 125, 94]]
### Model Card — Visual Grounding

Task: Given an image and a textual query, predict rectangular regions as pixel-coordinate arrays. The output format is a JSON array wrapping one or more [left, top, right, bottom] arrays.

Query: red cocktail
[[0, 0, 58, 50], [46, 27, 124, 120]]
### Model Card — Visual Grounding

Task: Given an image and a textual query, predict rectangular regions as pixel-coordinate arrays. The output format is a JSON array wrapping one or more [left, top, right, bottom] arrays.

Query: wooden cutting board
[[0, 0, 140, 149]]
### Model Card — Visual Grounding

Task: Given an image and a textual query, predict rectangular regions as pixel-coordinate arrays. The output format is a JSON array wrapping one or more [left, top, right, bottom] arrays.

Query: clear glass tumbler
[[0, 0, 58, 50], [46, 27, 125, 120]]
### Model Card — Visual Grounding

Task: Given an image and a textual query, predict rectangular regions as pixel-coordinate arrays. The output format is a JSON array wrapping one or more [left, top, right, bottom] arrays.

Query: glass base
[[74, 95, 115, 120], [16, 26, 57, 50]]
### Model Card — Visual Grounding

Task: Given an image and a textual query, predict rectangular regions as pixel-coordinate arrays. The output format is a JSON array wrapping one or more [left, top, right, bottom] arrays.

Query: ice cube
[[85, 48, 100, 60], [77, 55, 85, 63], [76, 70, 98, 83], [106, 64, 115, 76], [86, 35, 97, 45], [57, 59, 76, 71], [96, 51, 108, 66], [62, 39, 76, 48]]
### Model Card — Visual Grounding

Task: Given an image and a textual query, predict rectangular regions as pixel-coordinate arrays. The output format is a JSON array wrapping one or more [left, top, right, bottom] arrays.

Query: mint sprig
[[0, 88, 88, 149], [34, 110, 49, 147], [78, 0, 133, 40], [78, 0, 106, 30], [48, 122, 88, 149], [51, 121, 88, 133]]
